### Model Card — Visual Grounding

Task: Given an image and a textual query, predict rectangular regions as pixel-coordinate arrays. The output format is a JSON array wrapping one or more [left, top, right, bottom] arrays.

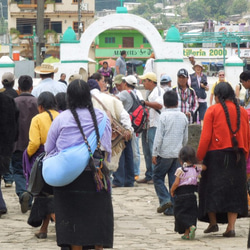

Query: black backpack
[[127, 91, 149, 133]]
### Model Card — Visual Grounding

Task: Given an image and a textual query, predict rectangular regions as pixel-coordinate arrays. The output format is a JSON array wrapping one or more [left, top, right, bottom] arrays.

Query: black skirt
[[198, 149, 248, 223], [54, 169, 114, 249], [174, 185, 198, 234], [28, 182, 54, 227]]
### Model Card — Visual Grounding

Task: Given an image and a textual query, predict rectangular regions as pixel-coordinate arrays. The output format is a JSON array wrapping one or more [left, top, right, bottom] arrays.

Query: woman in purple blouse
[[45, 80, 113, 250]]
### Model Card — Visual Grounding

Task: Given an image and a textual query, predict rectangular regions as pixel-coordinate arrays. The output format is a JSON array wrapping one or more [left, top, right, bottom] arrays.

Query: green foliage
[[187, 0, 208, 21], [186, 0, 247, 22], [0, 18, 8, 35], [226, 0, 248, 15]]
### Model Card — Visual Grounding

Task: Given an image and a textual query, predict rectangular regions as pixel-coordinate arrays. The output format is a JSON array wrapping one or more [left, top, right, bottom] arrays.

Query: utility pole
[[78, 0, 81, 39], [36, 0, 45, 67]]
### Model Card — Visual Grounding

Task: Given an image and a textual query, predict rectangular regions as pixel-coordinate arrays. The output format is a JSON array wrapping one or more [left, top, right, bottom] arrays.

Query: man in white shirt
[[143, 52, 155, 74], [32, 63, 67, 97], [137, 72, 164, 184]]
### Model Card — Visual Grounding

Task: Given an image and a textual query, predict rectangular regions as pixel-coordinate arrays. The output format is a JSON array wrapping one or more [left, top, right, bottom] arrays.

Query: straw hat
[[68, 67, 88, 84], [34, 63, 58, 74]]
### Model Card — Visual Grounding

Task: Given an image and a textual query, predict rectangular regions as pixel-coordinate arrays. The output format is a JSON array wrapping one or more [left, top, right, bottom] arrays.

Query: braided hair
[[214, 82, 241, 160]]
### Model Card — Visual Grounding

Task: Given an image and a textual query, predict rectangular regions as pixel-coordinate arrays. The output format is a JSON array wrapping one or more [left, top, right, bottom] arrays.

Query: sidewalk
[[0, 153, 249, 250]]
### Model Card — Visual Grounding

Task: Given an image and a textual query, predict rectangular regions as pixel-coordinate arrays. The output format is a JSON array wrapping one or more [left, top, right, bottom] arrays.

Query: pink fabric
[[176, 166, 202, 187]]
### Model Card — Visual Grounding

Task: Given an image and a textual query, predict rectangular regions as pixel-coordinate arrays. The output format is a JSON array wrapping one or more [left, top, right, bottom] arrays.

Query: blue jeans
[[3, 162, 13, 184], [153, 157, 180, 206], [12, 151, 31, 203], [131, 133, 140, 176], [0, 177, 7, 210], [141, 127, 156, 181], [113, 140, 134, 187]]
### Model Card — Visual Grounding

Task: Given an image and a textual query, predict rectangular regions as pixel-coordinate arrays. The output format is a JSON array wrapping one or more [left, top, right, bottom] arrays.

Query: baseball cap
[[160, 75, 171, 83], [138, 72, 157, 83], [113, 74, 124, 85], [122, 75, 137, 86], [2, 72, 15, 83], [177, 68, 188, 78]]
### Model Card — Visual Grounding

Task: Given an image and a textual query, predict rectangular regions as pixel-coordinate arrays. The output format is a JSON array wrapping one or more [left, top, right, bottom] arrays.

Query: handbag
[[92, 95, 127, 148], [27, 152, 46, 196]]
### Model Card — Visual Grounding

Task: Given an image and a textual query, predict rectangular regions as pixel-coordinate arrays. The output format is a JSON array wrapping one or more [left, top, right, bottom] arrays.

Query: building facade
[[8, 0, 95, 40], [95, 28, 164, 74]]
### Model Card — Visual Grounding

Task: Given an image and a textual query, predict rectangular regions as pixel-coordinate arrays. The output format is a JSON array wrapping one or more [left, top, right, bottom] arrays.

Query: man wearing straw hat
[[32, 63, 67, 97]]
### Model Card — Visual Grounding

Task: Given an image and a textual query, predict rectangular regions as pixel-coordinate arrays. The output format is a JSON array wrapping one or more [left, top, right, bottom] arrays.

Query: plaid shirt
[[173, 85, 198, 123]]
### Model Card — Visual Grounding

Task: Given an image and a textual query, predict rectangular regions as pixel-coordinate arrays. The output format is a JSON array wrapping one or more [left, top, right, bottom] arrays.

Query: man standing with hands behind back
[[173, 69, 198, 124], [114, 50, 127, 76]]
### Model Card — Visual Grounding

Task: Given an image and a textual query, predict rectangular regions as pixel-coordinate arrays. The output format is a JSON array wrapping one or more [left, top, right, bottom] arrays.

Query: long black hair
[[67, 79, 100, 152], [214, 82, 241, 160], [37, 91, 57, 121]]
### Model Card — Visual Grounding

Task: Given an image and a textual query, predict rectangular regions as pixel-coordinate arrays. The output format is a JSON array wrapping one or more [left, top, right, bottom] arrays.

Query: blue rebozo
[[42, 114, 107, 187]]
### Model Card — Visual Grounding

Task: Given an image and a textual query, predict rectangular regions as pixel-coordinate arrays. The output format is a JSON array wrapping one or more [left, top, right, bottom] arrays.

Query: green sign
[[95, 48, 152, 58]]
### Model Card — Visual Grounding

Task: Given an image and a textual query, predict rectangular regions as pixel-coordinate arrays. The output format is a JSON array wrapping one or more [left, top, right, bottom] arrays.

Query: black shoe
[[157, 202, 173, 213], [0, 209, 7, 215], [136, 178, 148, 184], [20, 192, 32, 214], [35, 232, 47, 239], [223, 230, 235, 237], [204, 224, 219, 233]]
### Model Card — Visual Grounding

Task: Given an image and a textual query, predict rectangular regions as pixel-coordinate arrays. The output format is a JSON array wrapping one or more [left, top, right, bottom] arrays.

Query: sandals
[[189, 226, 196, 240], [181, 226, 196, 240], [181, 234, 190, 240]]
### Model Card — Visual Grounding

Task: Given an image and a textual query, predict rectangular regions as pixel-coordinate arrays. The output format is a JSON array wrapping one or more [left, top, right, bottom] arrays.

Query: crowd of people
[[0, 54, 250, 249]]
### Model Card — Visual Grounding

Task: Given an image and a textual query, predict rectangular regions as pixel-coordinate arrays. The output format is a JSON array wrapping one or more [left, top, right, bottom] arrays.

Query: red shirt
[[197, 101, 250, 160]]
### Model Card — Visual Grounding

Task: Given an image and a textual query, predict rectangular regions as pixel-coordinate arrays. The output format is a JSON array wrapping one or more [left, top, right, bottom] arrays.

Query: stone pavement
[[1, 152, 249, 250]]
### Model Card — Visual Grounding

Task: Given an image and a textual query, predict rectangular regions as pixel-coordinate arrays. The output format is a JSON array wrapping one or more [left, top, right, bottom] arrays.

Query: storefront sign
[[95, 48, 152, 58], [184, 48, 229, 58]]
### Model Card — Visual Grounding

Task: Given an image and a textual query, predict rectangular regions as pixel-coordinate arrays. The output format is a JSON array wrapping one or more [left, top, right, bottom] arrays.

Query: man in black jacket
[[0, 92, 18, 216]]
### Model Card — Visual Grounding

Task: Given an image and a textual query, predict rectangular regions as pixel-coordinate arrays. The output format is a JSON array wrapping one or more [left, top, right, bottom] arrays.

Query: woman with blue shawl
[[45, 79, 113, 250]]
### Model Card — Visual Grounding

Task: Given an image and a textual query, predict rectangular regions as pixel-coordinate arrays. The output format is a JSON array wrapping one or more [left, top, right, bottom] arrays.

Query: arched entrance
[[59, 13, 183, 82], [79, 13, 163, 60]]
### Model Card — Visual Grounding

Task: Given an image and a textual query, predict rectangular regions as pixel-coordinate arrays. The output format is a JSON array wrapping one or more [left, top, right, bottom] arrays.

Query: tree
[[187, 0, 209, 21], [227, 0, 248, 15]]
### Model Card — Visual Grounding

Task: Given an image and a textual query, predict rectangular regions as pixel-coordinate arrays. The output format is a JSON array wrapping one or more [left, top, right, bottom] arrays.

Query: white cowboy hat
[[68, 67, 88, 84]]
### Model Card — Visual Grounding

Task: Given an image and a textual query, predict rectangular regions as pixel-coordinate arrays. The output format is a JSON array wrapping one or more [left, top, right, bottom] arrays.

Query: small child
[[170, 146, 206, 240]]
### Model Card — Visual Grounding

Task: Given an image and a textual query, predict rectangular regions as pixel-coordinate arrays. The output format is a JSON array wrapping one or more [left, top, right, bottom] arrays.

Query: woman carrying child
[[171, 146, 206, 240]]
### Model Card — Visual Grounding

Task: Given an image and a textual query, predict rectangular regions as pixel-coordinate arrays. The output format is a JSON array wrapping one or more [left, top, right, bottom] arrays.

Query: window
[[105, 37, 115, 44], [55, 0, 62, 2], [51, 22, 62, 33], [143, 37, 149, 43], [73, 22, 78, 33], [73, 0, 78, 3], [16, 18, 50, 35], [123, 37, 134, 48]]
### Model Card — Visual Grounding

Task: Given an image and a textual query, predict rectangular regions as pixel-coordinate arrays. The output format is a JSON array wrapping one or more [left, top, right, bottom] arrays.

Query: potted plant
[[10, 27, 20, 44], [44, 29, 58, 43]]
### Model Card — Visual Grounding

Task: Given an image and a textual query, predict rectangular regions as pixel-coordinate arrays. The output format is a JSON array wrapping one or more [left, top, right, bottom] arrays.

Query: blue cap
[[160, 75, 172, 83]]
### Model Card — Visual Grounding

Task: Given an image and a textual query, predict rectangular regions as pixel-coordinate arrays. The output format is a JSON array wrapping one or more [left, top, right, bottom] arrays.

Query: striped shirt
[[173, 85, 198, 123]]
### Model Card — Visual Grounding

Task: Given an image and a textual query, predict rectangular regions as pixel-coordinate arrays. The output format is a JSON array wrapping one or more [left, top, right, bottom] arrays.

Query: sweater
[[27, 109, 59, 157], [197, 101, 250, 161]]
